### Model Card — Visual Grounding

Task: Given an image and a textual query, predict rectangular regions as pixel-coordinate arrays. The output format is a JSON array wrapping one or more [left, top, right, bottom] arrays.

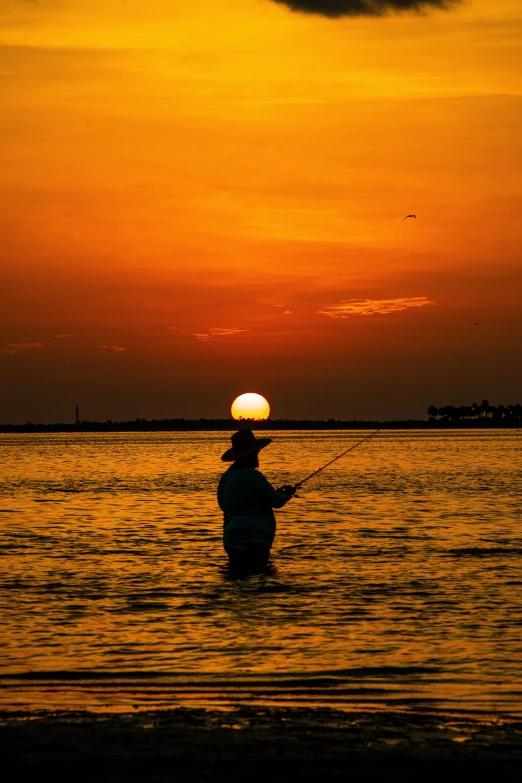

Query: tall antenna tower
[[75, 405, 80, 425]]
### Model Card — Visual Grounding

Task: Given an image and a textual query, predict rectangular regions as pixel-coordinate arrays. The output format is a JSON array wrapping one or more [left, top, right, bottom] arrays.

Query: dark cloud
[[271, 1, 458, 18]]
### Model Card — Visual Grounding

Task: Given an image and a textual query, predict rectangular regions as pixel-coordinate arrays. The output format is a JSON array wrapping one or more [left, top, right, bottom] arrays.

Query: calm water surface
[[1, 431, 521, 715]]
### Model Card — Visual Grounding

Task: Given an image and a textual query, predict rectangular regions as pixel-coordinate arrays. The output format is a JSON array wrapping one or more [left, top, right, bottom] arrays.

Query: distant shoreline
[[0, 419, 520, 433]]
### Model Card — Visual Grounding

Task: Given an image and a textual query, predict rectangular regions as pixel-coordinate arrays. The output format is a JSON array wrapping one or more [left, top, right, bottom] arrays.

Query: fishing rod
[[294, 429, 382, 491]]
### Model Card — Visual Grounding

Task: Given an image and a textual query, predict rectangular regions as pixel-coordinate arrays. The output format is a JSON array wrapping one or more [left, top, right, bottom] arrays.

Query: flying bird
[[403, 214, 416, 220]]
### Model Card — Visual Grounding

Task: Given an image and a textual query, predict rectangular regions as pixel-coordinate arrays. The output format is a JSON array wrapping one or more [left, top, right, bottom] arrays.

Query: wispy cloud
[[54, 334, 76, 338], [193, 328, 249, 342], [318, 297, 437, 318], [10, 342, 44, 349], [271, 1, 459, 19], [100, 345, 126, 352], [0, 342, 44, 354]]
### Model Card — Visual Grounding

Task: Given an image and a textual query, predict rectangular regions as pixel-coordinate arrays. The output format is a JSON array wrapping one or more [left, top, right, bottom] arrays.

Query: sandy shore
[[1, 706, 521, 782]]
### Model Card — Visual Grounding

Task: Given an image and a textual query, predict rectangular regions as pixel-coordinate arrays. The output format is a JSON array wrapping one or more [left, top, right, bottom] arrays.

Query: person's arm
[[249, 471, 294, 509]]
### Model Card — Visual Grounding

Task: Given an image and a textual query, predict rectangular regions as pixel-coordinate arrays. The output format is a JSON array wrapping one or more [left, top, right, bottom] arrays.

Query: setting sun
[[231, 393, 270, 421]]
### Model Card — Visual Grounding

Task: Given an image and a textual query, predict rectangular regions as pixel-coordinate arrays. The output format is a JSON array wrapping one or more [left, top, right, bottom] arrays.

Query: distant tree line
[[0, 412, 520, 432], [1, 418, 420, 433], [428, 400, 522, 422]]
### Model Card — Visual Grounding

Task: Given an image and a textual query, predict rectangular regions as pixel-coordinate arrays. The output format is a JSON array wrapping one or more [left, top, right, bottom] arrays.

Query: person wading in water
[[218, 429, 295, 570]]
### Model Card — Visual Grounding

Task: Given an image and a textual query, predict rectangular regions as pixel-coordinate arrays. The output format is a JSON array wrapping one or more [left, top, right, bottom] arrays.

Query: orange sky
[[1, 0, 521, 422]]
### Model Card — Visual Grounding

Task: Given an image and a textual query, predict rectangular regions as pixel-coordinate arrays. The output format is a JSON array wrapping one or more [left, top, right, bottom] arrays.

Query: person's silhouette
[[217, 430, 295, 571]]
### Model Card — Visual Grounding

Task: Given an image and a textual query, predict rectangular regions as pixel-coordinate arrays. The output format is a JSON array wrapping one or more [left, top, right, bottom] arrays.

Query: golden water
[[1, 431, 521, 715]]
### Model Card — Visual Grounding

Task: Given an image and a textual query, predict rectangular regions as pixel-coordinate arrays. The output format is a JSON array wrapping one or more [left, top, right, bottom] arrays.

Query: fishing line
[[294, 429, 382, 491]]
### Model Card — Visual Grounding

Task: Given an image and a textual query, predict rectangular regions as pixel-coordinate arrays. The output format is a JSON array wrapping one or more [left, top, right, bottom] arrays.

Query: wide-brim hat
[[221, 429, 272, 462]]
